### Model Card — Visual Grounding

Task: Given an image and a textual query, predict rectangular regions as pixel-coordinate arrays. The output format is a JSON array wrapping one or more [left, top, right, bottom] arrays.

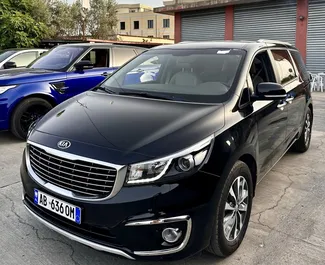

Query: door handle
[[286, 96, 294, 104], [102, 72, 111, 77], [277, 101, 287, 110]]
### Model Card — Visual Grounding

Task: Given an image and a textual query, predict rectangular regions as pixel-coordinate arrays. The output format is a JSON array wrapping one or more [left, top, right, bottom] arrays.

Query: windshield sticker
[[217, 50, 231, 54]]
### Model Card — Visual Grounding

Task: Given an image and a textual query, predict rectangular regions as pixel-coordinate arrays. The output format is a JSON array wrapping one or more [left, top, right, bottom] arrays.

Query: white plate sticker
[[217, 50, 231, 54], [34, 189, 81, 224]]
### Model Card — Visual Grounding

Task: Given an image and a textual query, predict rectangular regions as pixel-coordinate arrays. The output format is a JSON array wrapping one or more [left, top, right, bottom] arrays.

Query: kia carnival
[[21, 40, 313, 260]]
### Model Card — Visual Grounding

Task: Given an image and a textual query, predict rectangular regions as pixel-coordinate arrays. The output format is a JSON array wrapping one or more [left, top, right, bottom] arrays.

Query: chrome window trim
[[24, 203, 135, 260], [126, 215, 192, 256], [26, 140, 127, 202]]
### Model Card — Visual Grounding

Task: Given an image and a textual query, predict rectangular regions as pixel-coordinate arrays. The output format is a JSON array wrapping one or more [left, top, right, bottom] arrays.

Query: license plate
[[34, 189, 81, 224]]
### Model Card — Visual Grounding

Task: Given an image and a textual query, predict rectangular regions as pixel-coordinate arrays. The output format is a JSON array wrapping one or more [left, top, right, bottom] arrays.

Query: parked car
[[21, 40, 313, 260], [0, 43, 147, 139], [0, 48, 47, 69]]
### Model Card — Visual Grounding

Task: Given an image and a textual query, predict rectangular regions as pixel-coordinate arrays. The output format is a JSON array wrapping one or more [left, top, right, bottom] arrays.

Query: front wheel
[[207, 161, 253, 257], [10, 97, 53, 140]]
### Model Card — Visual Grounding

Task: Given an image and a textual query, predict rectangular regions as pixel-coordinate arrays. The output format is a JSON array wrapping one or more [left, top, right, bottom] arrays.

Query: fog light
[[177, 155, 194, 172], [162, 228, 182, 243]]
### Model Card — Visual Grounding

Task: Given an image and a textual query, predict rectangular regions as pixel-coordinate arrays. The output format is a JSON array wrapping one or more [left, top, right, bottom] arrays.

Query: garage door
[[306, 0, 325, 74], [181, 8, 225, 41], [234, 0, 297, 45]]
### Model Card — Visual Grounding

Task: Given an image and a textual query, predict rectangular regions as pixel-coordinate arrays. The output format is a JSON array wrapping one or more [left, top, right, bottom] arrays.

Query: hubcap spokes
[[20, 106, 48, 133], [304, 113, 311, 145], [223, 176, 249, 241]]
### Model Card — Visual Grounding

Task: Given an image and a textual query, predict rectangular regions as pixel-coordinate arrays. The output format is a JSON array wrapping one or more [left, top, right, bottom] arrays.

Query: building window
[[148, 20, 154, 29], [148, 35, 154, 38], [163, 35, 170, 39], [120, 22, 125, 30], [134, 21, 139, 30], [163, 19, 170, 28]]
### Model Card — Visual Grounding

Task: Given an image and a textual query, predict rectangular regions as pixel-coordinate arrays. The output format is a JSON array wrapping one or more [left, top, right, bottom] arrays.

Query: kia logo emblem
[[57, 140, 71, 149]]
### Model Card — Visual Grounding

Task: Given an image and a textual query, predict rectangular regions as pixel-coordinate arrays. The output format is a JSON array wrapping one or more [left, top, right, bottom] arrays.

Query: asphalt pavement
[[1, 93, 325, 265]]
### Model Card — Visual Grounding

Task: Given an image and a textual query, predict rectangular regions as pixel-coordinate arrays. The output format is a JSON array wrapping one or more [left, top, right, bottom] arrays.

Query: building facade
[[155, 0, 325, 74], [117, 4, 175, 40]]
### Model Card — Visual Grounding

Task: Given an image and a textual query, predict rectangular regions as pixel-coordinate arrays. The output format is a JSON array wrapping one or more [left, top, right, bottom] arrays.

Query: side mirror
[[252, 82, 287, 101], [4, 61, 17, 69], [74, 60, 94, 71]]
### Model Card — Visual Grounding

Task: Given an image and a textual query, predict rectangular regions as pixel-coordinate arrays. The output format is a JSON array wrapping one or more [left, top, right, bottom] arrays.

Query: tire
[[10, 97, 53, 140], [206, 161, 253, 257], [292, 107, 313, 153]]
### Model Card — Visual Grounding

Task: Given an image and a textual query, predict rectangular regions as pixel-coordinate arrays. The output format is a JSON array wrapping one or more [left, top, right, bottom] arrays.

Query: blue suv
[[0, 43, 147, 139]]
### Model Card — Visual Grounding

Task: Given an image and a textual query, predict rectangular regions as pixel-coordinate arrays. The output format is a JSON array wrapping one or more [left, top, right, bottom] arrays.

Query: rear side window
[[271, 49, 297, 85], [290, 50, 309, 82], [113, 48, 137, 66]]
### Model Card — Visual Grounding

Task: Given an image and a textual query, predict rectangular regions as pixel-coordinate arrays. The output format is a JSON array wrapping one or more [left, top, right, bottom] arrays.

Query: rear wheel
[[207, 161, 253, 257], [10, 97, 52, 140], [292, 107, 312, 153]]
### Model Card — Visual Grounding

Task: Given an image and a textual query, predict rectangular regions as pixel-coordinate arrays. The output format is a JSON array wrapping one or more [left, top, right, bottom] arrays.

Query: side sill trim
[[23, 203, 135, 260], [126, 215, 192, 257]]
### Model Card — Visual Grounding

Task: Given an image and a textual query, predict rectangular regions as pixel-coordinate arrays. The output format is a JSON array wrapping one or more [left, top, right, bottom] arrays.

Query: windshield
[[0, 50, 16, 63], [99, 48, 246, 103], [29, 46, 86, 71]]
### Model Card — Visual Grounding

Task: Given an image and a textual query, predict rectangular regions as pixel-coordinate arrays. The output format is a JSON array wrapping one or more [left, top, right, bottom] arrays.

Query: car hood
[[0, 68, 64, 85], [30, 91, 225, 165]]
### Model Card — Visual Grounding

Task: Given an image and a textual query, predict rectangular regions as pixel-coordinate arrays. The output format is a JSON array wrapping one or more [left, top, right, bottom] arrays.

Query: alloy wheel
[[20, 105, 48, 134], [304, 112, 311, 145], [223, 176, 249, 241]]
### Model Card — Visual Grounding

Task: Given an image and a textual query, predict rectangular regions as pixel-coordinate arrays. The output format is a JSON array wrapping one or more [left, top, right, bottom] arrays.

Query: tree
[[88, 0, 118, 39], [0, 0, 49, 49], [47, 0, 85, 38]]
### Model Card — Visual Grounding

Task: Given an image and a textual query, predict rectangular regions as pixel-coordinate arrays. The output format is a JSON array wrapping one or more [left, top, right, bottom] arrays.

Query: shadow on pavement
[[0, 131, 24, 145]]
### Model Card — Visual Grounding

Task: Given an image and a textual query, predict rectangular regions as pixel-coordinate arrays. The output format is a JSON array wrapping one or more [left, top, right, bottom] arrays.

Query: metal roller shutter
[[306, 0, 325, 74], [234, 0, 297, 45], [181, 9, 225, 41]]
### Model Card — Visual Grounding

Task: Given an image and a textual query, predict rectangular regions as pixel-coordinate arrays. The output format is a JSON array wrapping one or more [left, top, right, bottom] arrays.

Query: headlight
[[126, 134, 214, 185], [0, 85, 16, 94]]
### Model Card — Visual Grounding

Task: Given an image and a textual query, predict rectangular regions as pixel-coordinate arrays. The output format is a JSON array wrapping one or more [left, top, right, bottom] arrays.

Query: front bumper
[[21, 148, 219, 260]]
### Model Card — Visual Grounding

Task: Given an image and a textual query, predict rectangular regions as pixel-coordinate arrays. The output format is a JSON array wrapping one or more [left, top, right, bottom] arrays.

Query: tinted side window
[[249, 50, 276, 90], [80, 48, 110, 68], [271, 49, 297, 85], [113, 48, 136, 66], [10, 52, 38, 67], [290, 50, 309, 82]]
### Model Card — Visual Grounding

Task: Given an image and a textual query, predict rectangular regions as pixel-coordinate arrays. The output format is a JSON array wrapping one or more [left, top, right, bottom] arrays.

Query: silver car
[[0, 48, 48, 69]]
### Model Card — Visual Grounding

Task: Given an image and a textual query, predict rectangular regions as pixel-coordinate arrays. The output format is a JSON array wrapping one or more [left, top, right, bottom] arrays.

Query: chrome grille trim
[[29, 154, 115, 184], [31, 162, 113, 191], [29, 148, 117, 176], [26, 140, 127, 202]]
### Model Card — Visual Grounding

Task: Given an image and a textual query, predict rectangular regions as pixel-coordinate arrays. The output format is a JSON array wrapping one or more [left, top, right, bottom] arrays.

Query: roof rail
[[257, 39, 292, 46]]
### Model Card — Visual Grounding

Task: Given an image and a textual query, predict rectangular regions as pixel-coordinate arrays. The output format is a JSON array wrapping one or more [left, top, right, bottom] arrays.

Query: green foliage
[[0, 0, 118, 49], [88, 0, 118, 39], [0, 0, 49, 49]]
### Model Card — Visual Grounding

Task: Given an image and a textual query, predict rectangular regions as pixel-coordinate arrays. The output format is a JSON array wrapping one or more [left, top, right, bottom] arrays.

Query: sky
[[117, 0, 163, 7], [67, 0, 164, 7]]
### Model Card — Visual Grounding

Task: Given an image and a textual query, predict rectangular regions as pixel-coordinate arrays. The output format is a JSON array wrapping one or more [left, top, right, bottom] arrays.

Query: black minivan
[[21, 40, 313, 260]]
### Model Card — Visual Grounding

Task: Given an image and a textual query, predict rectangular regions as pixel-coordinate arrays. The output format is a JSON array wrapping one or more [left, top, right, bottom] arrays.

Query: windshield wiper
[[119, 91, 172, 100], [93, 86, 116, 94]]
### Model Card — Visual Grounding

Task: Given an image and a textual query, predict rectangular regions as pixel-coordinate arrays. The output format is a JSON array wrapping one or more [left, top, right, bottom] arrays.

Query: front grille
[[28, 145, 117, 198]]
